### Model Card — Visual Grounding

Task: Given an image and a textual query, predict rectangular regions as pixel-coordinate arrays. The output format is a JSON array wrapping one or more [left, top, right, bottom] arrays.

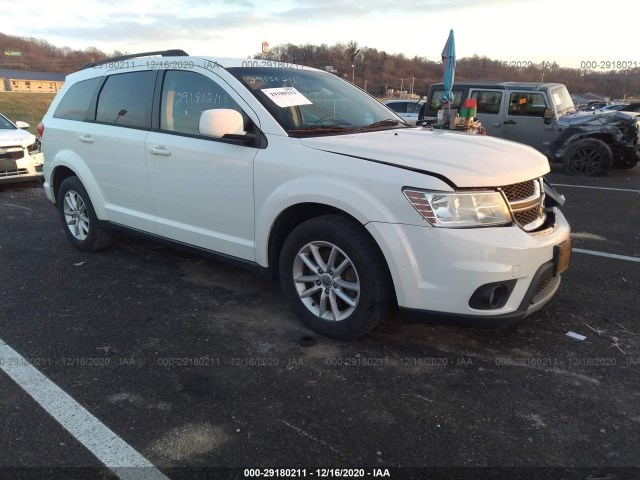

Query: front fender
[[255, 176, 403, 266]]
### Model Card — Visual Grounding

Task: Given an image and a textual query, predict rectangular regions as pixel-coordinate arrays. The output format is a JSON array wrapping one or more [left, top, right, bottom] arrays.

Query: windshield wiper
[[288, 125, 356, 135], [359, 119, 408, 130]]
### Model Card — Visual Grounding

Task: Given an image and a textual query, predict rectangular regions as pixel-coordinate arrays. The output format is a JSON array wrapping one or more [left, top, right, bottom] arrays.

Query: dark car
[[578, 101, 612, 111], [548, 111, 640, 176], [619, 102, 640, 113]]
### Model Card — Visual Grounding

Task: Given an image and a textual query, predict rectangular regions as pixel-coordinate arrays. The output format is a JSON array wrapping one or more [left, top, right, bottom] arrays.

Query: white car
[[40, 50, 572, 339], [0, 113, 43, 184], [382, 99, 425, 124]]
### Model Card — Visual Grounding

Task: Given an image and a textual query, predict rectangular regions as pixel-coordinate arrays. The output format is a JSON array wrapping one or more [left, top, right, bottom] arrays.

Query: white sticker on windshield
[[262, 87, 312, 108], [553, 93, 561, 106]]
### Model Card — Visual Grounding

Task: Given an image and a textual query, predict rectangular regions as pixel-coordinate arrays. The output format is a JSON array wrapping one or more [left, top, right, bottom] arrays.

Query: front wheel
[[562, 139, 613, 176], [57, 176, 113, 251], [279, 215, 393, 340]]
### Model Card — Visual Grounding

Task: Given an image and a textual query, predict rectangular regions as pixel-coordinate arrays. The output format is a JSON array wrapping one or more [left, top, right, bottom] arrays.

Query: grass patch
[[0, 92, 56, 133]]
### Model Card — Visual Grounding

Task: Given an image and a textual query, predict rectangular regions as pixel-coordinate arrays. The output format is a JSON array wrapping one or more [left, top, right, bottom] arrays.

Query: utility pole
[[541, 72, 544, 82], [410, 76, 415, 95], [364, 80, 368, 92], [400, 78, 404, 94], [352, 64, 355, 84]]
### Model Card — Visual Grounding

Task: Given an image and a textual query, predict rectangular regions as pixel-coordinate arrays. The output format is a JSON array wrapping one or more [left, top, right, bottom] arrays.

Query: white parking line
[[551, 184, 640, 194], [0, 338, 169, 480], [573, 248, 640, 263]]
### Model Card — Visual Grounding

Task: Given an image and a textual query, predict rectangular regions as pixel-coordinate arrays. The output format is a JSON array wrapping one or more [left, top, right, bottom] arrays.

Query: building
[[0, 69, 66, 92]]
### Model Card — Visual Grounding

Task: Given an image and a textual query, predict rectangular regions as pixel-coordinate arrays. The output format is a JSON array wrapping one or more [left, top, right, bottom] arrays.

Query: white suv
[[40, 50, 572, 339]]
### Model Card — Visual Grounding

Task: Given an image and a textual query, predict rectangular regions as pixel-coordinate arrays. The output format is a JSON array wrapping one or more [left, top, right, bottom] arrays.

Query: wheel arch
[[265, 203, 397, 307], [49, 152, 108, 218], [51, 165, 77, 205]]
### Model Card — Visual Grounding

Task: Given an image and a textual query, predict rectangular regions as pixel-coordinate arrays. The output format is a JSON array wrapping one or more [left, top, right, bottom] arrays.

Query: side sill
[[100, 221, 273, 279]]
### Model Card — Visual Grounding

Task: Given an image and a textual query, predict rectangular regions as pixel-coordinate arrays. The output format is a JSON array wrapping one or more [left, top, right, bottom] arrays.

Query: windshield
[[228, 67, 409, 136], [0, 114, 17, 130], [550, 86, 575, 114]]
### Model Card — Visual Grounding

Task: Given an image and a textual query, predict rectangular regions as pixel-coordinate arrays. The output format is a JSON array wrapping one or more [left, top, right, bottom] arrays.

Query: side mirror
[[15, 121, 30, 129], [543, 109, 553, 124], [199, 109, 256, 144]]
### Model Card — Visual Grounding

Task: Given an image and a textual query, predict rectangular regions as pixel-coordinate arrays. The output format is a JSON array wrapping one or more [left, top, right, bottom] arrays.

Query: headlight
[[27, 138, 41, 153], [403, 189, 512, 227]]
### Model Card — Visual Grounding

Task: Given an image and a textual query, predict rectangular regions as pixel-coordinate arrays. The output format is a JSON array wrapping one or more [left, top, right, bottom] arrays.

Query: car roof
[[67, 52, 316, 83]]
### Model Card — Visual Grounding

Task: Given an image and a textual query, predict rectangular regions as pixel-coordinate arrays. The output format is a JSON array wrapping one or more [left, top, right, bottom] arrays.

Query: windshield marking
[[261, 87, 313, 108]]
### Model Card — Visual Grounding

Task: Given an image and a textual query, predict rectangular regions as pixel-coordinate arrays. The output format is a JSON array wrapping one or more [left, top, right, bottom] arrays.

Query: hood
[[559, 110, 640, 127], [299, 128, 549, 188], [0, 128, 35, 148]]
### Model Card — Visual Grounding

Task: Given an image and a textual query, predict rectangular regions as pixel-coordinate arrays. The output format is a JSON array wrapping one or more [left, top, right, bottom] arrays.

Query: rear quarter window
[[53, 77, 102, 121]]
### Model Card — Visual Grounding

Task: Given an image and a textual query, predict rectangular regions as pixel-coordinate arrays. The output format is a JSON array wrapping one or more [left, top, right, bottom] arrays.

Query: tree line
[[1, 33, 638, 99], [255, 41, 640, 99]]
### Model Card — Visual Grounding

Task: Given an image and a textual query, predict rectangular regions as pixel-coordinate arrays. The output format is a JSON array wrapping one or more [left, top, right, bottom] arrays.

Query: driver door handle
[[148, 146, 171, 156], [78, 135, 94, 143], [503, 120, 516, 125]]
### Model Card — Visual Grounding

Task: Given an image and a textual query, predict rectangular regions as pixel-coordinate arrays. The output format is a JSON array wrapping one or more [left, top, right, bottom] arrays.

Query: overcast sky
[[3, 0, 638, 70]]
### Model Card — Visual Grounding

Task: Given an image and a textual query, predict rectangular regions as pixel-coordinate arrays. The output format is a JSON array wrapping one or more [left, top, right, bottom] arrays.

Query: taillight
[[37, 122, 44, 138]]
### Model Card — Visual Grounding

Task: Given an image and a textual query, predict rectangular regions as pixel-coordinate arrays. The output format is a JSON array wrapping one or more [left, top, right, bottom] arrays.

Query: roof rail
[[81, 49, 189, 70]]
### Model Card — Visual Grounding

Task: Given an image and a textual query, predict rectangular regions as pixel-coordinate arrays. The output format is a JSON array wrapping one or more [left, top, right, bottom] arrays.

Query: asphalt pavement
[[0, 165, 639, 480]]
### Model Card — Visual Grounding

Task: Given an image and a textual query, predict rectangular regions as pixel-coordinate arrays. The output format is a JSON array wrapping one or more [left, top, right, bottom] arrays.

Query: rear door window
[[470, 90, 503, 114], [96, 71, 157, 129]]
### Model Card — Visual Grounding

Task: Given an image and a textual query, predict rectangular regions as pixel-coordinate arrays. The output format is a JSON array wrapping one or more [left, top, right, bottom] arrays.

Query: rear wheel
[[562, 139, 613, 177], [57, 176, 113, 251], [279, 215, 392, 340]]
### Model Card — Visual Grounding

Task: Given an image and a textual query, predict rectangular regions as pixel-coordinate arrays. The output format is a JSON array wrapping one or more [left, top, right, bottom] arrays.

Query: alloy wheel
[[292, 241, 360, 321]]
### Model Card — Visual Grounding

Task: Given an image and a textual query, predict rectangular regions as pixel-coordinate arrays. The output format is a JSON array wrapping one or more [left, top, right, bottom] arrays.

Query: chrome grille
[[500, 178, 546, 232], [502, 180, 536, 201], [514, 209, 541, 227]]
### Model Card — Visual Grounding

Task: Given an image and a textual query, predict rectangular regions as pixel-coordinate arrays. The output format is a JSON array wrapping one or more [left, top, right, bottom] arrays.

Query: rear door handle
[[148, 146, 171, 156], [78, 135, 94, 143], [503, 120, 516, 125]]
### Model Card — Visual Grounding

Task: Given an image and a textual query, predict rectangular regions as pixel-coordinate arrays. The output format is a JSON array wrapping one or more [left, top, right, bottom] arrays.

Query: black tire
[[279, 215, 393, 340], [615, 154, 639, 170], [562, 139, 613, 177], [57, 176, 113, 251]]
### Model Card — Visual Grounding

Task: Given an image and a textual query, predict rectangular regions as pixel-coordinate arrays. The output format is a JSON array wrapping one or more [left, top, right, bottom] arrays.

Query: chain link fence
[[0, 92, 55, 134]]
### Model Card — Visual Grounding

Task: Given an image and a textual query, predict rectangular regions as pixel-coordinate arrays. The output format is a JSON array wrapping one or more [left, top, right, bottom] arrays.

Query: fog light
[[469, 280, 517, 310]]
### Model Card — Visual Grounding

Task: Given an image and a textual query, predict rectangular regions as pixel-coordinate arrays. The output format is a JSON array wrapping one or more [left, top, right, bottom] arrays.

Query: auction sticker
[[262, 87, 312, 108]]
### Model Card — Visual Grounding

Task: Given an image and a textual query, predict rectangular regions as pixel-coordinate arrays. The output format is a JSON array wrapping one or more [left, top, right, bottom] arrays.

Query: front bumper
[[366, 209, 571, 326], [0, 151, 44, 185]]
